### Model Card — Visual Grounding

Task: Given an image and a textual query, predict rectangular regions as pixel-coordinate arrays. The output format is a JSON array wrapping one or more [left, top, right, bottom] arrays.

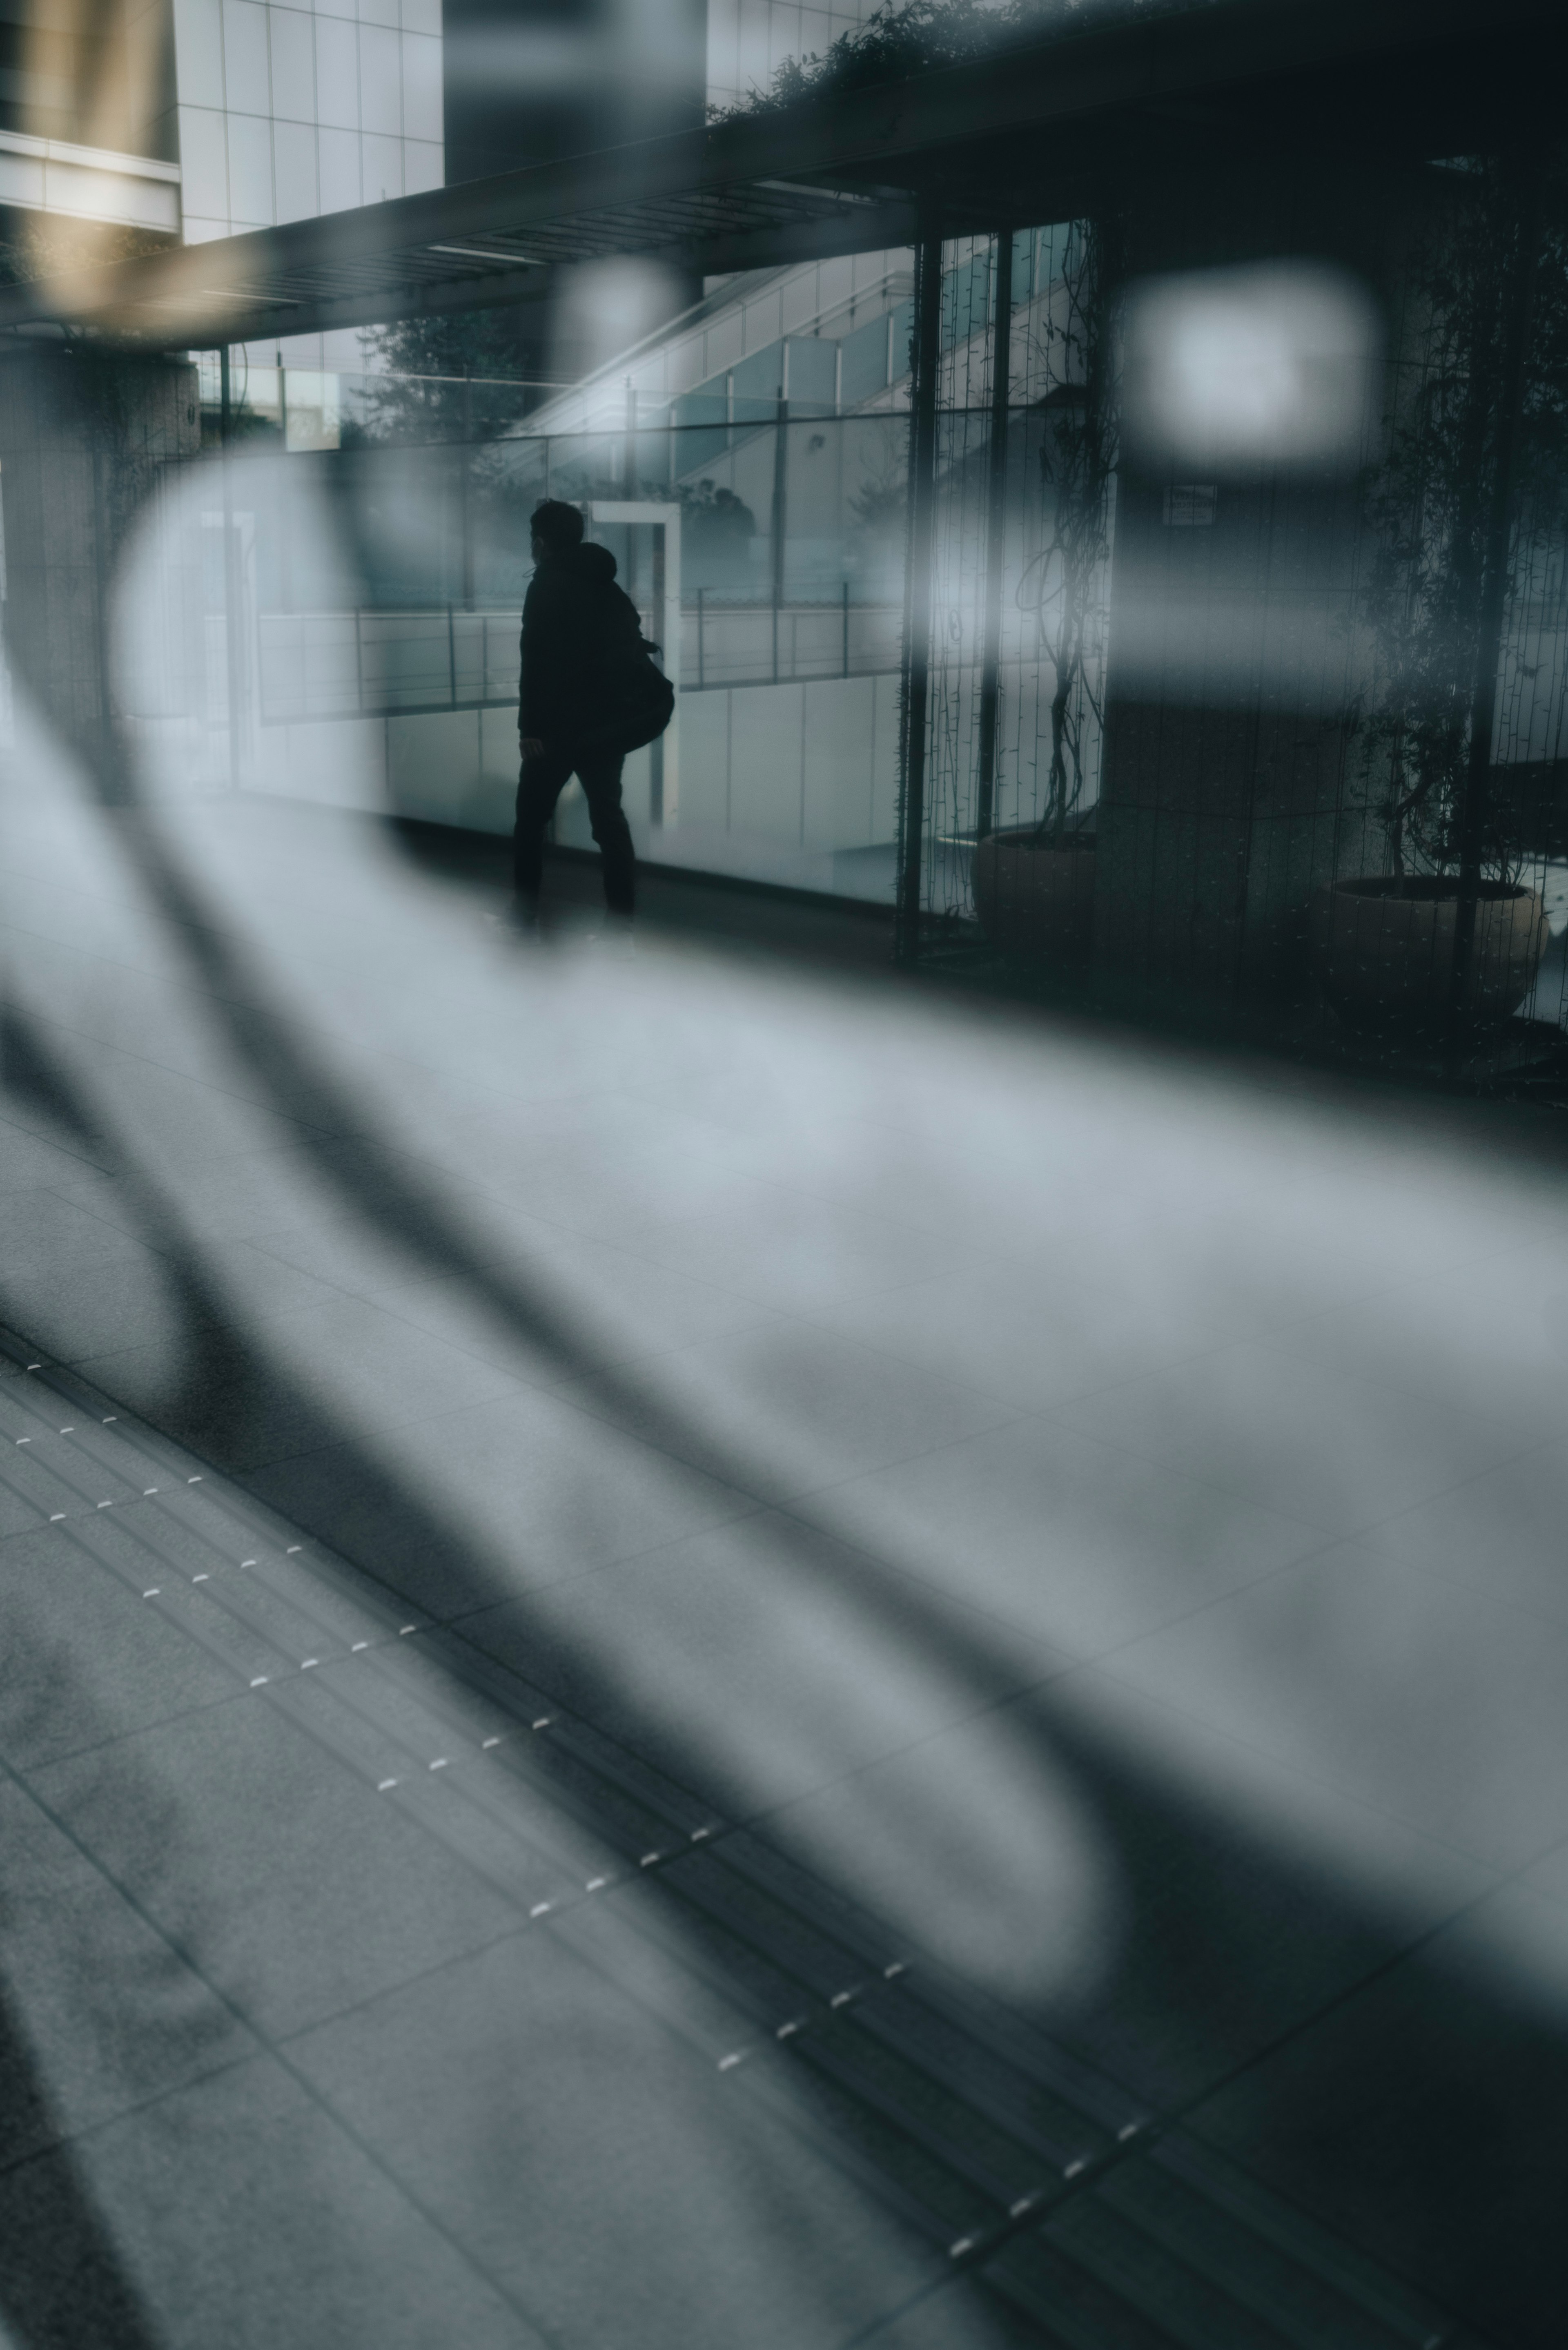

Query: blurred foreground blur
[[0, 2, 1566, 2341], [2, 644, 1568, 2346]]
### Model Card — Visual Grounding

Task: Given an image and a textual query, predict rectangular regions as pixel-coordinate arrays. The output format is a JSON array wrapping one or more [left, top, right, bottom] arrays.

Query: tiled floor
[[1, 765, 1566, 2346]]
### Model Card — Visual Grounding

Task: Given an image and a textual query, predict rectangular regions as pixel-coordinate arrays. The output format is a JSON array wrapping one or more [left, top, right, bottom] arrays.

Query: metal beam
[[974, 227, 1012, 846], [0, 0, 1555, 348], [146, 201, 922, 350], [1447, 165, 1544, 1066], [895, 219, 943, 965]]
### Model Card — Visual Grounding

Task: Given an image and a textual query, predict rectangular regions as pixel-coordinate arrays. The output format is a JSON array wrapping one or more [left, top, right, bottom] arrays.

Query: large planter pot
[[973, 826, 1096, 965], [1309, 875, 1548, 1033]]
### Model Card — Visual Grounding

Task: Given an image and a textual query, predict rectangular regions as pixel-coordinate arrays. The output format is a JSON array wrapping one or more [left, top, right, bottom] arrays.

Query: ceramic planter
[[1309, 875, 1548, 1032], [972, 826, 1096, 965]]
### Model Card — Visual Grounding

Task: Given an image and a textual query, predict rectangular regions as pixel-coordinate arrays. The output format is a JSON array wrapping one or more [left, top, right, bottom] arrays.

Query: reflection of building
[[0, 0, 441, 252], [236, 220, 1097, 909], [0, 0, 177, 234], [0, 0, 443, 406], [0, 0, 448, 737]]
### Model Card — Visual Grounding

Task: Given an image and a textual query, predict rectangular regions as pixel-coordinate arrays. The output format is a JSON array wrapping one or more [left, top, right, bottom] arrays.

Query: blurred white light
[[551, 256, 688, 381], [1123, 261, 1381, 472]]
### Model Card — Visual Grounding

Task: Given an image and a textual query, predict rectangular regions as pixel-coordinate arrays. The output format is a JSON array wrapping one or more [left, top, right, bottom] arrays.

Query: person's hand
[[519, 736, 544, 760]]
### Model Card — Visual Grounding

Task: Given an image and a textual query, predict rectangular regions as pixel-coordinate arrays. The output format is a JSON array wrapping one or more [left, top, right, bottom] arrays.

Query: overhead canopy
[[0, 0, 1559, 350]]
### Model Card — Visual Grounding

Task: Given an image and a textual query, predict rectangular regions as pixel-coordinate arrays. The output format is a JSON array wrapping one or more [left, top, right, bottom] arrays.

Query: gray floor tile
[[756, 1669, 1488, 2096], [69, 1330, 350, 1476], [1518, 1836, 1568, 1913], [241, 1384, 760, 1617], [287, 1923, 941, 2350], [0, 1184, 148, 1277], [42, 1035, 339, 1169], [6, 790, 1565, 2345], [79, 1293, 526, 1474], [1049, 1339, 1536, 1538], [1185, 1884, 1568, 2350], [617, 1177, 980, 1316], [247, 1190, 578, 1301], [0, 1113, 114, 1188], [799, 1255, 1232, 1416], [818, 1415, 1327, 1663], [1262, 1253, 1568, 1440], [549, 1318, 1019, 1505], [0, 1518, 241, 1766], [371, 1234, 783, 1383], [454, 1508, 1070, 1820], [66, 1491, 417, 1654], [466, 1132, 744, 1247], [0, 1246, 216, 1365], [1097, 1541, 1568, 1871], [167, 1235, 355, 1323], [0, 1391, 159, 1532], [254, 1291, 529, 1420], [1365, 1436, 1568, 1628], [0, 1779, 255, 2168], [0, 2055, 535, 2350], [851, 2280, 1044, 2349], [29, 1690, 523, 2038], [51, 1132, 452, 1247]]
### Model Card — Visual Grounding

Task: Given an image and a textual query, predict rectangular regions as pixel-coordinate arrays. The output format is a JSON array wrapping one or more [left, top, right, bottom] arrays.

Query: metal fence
[[256, 595, 904, 725]]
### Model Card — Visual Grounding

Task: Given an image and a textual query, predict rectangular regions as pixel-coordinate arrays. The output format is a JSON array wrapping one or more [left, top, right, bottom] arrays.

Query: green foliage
[[677, 478, 755, 551], [1356, 158, 1568, 880], [708, 0, 1189, 120], [0, 221, 173, 285], [355, 308, 539, 443], [1020, 215, 1124, 838]]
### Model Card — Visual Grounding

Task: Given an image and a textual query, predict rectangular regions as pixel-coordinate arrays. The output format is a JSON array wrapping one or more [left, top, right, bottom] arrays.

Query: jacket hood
[[573, 542, 618, 584]]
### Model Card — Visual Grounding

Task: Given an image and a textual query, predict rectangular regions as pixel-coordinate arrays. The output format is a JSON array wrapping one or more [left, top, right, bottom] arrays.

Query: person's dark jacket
[[519, 542, 643, 747]]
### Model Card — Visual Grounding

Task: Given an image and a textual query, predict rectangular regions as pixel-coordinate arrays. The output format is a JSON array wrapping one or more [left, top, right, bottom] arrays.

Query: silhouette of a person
[[515, 499, 641, 928]]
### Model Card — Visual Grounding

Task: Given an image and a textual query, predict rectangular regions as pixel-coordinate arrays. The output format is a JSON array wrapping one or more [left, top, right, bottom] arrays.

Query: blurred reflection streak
[[2, 456, 1568, 2329], [7, 644, 1565, 1972], [0, 920, 1109, 2001], [0, 988, 1117, 2339], [0, 1956, 164, 2349], [0, 1988, 163, 2350], [0, 1634, 229, 2349]]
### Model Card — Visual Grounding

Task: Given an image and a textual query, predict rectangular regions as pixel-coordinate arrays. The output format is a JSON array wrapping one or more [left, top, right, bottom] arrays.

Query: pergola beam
[[0, 0, 1557, 347]]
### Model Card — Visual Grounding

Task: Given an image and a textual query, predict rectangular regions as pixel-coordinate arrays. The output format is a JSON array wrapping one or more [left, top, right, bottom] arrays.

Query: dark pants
[[513, 743, 635, 916]]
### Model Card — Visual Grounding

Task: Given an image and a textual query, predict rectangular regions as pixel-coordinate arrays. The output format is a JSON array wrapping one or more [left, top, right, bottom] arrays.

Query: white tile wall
[[172, 0, 443, 242], [403, 140, 443, 197], [268, 9, 316, 124], [221, 0, 271, 118], [315, 17, 361, 131], [317, 125, 361, 212], [358, 23, 403, 138], [272, 116, 319, 220], [400, 33, 443, 145], [227, 109, 274, 223], [362, 131, 403, 203], [172, 0, 225, 109], [176, 101, 229, 221]]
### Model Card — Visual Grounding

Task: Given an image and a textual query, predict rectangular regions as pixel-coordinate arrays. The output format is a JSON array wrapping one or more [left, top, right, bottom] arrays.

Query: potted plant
[[1312, 161, 1568, 1036], [973, 216, 1120, 965]]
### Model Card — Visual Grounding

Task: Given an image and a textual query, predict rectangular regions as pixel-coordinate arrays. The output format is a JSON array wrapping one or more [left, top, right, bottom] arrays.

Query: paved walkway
[[1, 756, 1565, 2348]]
